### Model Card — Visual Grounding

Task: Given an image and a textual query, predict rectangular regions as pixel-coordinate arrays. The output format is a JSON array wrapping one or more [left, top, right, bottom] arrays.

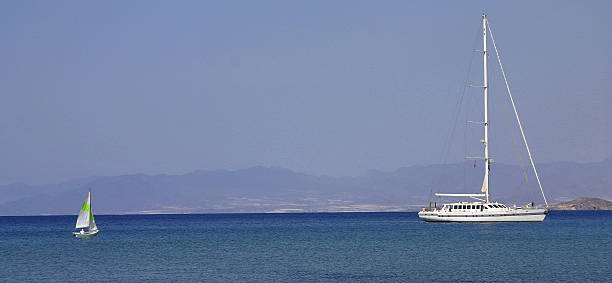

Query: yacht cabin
[[428, 202, 511, 212]]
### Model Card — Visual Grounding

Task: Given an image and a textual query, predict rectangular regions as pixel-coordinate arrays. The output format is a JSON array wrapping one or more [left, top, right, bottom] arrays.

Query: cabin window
[[453, 205, 457, 209], [462, 205, 466, 209], [483, 206, 488, 209]]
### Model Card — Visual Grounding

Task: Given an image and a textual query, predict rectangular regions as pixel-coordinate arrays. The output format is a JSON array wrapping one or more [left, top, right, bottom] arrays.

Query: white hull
[[418, 208, 548, 222], [73, 229, 99, 239]]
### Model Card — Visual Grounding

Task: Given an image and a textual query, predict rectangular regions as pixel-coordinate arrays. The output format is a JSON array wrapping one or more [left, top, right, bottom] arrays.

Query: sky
[[0, 1, 610, 185]]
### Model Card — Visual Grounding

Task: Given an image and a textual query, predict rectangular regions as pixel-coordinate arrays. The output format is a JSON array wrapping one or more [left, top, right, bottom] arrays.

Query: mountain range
[[1, 158, 611, 215]]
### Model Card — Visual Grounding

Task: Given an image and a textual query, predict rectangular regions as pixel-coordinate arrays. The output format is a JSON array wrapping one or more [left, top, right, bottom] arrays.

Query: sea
[[1, 211, 610, 282]]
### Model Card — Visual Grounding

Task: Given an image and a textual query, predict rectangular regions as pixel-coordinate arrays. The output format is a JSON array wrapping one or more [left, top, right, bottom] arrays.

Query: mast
[[482, 14, 490, 203]]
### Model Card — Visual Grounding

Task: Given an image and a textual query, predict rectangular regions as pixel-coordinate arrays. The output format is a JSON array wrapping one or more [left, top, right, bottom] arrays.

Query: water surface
[[1, 211, 610, 282]]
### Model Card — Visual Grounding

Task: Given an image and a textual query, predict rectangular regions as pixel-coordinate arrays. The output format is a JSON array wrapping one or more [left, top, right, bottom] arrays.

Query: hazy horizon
[[3, 156, 611, 187], [1, 1, 610, 185]]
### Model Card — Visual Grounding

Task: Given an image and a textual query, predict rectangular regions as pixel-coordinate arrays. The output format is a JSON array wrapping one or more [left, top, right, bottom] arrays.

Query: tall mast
[[482, 14, 490, 203]]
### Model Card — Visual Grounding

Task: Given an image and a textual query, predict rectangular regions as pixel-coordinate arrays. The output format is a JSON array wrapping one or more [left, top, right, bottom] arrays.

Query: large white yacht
[[419, 202, 548, 222], [418, 14, 550, 222]]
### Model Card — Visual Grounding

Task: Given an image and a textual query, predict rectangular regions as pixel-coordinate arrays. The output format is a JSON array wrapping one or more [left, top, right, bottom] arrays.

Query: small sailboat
[[418, 14, 549, 222], [73, 190, 99, 238]]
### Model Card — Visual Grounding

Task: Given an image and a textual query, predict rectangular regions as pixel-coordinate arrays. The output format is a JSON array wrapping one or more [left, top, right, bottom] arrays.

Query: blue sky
[[0, 1, 610, 184]]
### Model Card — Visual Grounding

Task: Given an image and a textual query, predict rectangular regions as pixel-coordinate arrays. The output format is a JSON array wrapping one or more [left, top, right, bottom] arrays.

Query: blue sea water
[[1, 211, 611, 282]]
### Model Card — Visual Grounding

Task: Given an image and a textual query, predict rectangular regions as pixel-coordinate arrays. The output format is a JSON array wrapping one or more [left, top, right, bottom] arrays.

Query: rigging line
[[487, 21, 549, 207], [463, 87, 468, 191], [439, 55, 473, 164], [427, 182, 435, 204], [463, 61, 481, 192], [463, 42, 481, 191], [490, 55, 536, 203], [462, 23, 482, 191], [488, 54, 496, 196], [439, 22, 482, 165]]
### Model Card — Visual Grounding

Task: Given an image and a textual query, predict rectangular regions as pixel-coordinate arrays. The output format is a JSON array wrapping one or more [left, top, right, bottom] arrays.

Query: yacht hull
[[73, 229, 99, 239], [418, 209, 548, 222]]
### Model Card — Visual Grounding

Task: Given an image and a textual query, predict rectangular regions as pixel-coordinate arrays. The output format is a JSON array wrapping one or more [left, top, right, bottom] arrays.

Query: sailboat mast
[[482, 14, 490, 203]]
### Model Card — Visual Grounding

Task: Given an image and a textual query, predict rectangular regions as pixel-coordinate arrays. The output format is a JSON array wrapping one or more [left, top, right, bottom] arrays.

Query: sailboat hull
[[418, 208, 548, 222], [73, 229, 99, 239]]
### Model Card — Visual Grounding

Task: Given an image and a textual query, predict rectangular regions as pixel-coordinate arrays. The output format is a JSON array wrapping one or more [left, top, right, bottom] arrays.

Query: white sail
[[481, 174, 489, 193], [88, 192, 98, 231], [89, 212, 97, 231], [75, 192, 91, 229]]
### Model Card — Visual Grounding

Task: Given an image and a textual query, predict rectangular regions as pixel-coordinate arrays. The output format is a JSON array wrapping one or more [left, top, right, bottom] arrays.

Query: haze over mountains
[[1, 158, 611, 215]]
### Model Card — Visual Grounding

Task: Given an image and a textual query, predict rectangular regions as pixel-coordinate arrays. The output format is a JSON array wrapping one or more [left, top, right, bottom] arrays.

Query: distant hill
[[552, 198, 612, 210], [0, 158, 611, 215]]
